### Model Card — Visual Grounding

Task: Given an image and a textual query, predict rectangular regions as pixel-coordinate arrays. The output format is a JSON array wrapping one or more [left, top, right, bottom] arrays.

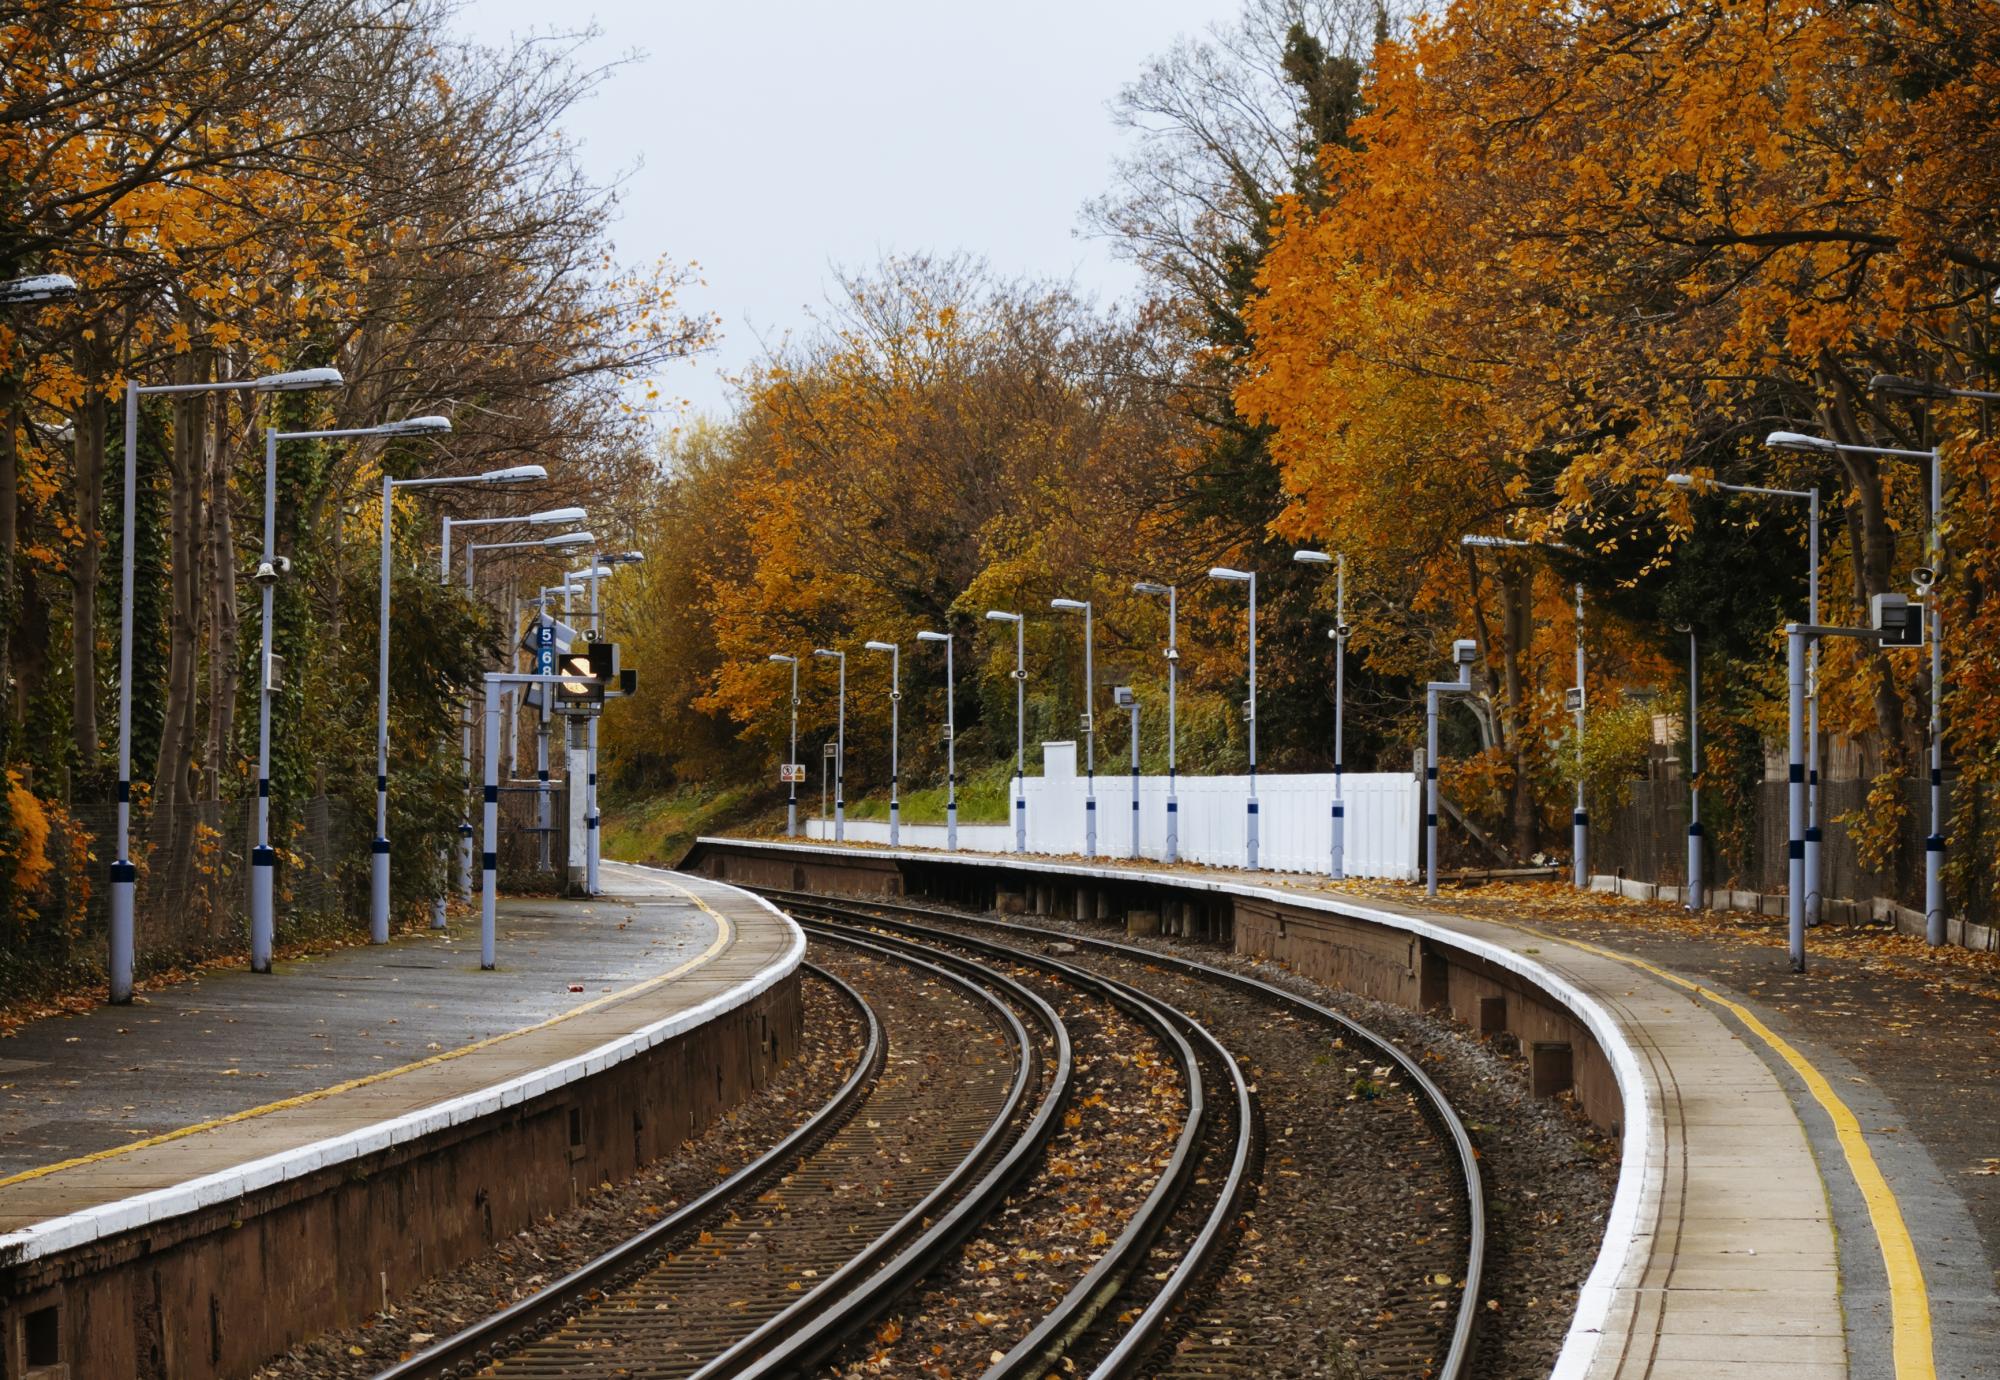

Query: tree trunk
[[71, 346, 107, 782], [155, 354, 208, 820], [1500, 573, 1538, 860], [1, 371, 17, 739], [205, 384, 239, 801]]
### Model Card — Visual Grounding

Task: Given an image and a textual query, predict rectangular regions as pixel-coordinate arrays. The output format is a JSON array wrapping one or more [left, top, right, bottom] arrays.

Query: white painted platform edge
[[0, 877, 805, 1268], [692, 836, 1655, 1378]]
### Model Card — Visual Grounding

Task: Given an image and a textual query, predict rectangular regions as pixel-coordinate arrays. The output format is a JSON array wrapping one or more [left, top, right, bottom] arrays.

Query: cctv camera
[[1333, 623, 1352, 639], [252, 561, 279, 588], [1451, 638, 1478, 665], [1911, 566, 1936, 594]]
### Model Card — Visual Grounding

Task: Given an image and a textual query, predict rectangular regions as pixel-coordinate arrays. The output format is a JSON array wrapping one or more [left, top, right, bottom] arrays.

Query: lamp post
[[582, 551, 644, 893], [1673, 467, 1822, 922], [985, 610, 1026, 852], [109, 365, 344, 1003], [864, 641, 901, 845], [1461, 534, 1588, 886], [1294, 550, 1349, 878], [253, 414, 452, 970], [769, 654, 800, 836], [460, 531, 593, 912], [1208, 567, 1259, 869], [1050, 597, 1095, 857], [371, 462, 548, 942], [1426, 642, 1480, 896], [1772, 416, 1958, 945], [916, 631, 955, 850], [814, 648, 847, 842], [1115, 686, 1141, 858], [1677, 622, 1704, 911], [1133, 581, 1179, 862]]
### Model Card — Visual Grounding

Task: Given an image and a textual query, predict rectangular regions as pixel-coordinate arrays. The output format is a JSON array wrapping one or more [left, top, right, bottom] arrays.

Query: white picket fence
[[806, 741, 1421, 880]]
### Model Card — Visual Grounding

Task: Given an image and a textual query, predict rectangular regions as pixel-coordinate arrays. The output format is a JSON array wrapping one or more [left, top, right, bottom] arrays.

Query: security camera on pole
[[111, 365, 344, 1004], [916, 631, 956, 850], [1133, 581, 1179, 862], [583, 551, 644, 893], [1114, 684, 1141, 858], [864, 640, 902, 846], [254, 413, 453, 970], [984, 610, 1026, 852], [1425, 640, 1480, 897], [1674, 622, 1705, 911]]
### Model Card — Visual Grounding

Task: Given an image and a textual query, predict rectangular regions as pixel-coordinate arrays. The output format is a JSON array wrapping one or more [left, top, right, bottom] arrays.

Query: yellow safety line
[[0, 884, 732, 1193], [1541, 930, 1935, 1378]]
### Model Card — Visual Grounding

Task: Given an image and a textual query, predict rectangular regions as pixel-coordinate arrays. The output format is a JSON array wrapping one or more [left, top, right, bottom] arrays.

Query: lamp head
[[1132, 581, 1170, 595], [375, 414, 451, 436], [1050, 598, 1088, 612], [543, 531, 593, 547], [0, 273, 78, 305], [916, 630, 949, 643], [1665, 472, 1696, 487], [1207, 567, 1252, 582], [864, 640, 896, 652], [568, 564, 614, 581], [255, 366, 345, 393], [610, 550, 646, 565], [813, 648, 841, 659], [527, 505, 587, 524], [984, 609, 1020, 623], [481, 464, 548, 483], [1764, 430, 1836, 454], [1869, 374, 1953, 401], [768, 653, 797, 664], [1292, 549, 1331, 564]]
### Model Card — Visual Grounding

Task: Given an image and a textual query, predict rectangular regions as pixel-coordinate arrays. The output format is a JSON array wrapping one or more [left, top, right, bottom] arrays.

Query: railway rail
[[376, 884, 1484, 1380], [761, 888, 1486, 1380]]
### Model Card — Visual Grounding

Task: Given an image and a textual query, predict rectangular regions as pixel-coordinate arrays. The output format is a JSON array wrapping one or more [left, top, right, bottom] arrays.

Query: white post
[[1426, 685, 1440, 898], [944, 638, 957, 850], [1787, 625, 1808, 973], [371, 471, 394, 943], [585, 564, 601, 894], [1572, 582, 1588, 889], [1128, 698, 1141, 859], [787, 658, 799, 837], [887, 646, 900, 846], [1083, 606, 1096, 857], [836, 653, 846, 843], [1332, 555, 1346, 880], [481, 676, 500, 970], [109, 382, 140, 1002], [250, 426, 278, 971], [1808, 484, 1824, 924], [1925, 452, 1945, 946], [1686, 628, 1704, 911], [1166, 586, 1178, 863]]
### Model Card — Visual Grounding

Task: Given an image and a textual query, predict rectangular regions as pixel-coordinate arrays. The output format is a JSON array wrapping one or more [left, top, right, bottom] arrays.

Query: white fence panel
[[805, 754, 1419, 880]]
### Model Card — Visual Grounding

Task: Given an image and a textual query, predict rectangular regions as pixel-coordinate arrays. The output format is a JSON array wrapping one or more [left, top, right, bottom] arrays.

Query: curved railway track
[[376, 882, 1484, 1380], [761, 888, 1487, 1380]]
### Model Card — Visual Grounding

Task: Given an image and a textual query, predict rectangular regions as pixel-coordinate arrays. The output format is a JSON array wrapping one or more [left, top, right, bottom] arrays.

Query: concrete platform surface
[[0, 863, 800, 1254]]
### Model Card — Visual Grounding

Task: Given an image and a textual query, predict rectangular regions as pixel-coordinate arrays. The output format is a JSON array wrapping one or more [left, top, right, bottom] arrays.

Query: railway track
[[378, 883, 1483, 1380], [760, 888, 1487, 1380]]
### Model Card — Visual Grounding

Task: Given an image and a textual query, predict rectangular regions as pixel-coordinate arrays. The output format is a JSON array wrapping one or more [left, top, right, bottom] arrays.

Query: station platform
[[0, 862, 802, 1379], [681, 835, 1999, 1380]]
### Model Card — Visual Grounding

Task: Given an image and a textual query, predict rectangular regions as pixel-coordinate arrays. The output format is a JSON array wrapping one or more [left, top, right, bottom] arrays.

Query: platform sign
[[1564, 686, 1585, 712], [780, 763, 806, 783], [534, 617, 556, 676]]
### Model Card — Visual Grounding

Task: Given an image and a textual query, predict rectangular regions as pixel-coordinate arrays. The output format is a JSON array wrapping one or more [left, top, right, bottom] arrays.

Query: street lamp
[[1208, 567, 1259, 869], [769, 655, 801, 836], [916, 631, 955, 849], [1050, 597, 1096, 857], [530, 582, 585, 870], [0, 273, 78, 305], [985, 610, 1026, 853], [1294, 550, 1350, 878], [864, 641, 901, 845], [814, 648, 847, 842], [371, 461, 547, 943], [109, 364, 344, 1004], [252, 414, 452, 970], [1771, 419, 1952, 945], [1133, 581, 1179, 862], [1674, 466, 1824, 922], [441, 505, 587, 579], [1676, 622, 1704, 911]]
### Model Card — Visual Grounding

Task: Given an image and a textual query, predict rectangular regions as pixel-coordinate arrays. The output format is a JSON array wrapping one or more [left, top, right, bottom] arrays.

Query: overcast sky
[[452, 0, 1232, 423]]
